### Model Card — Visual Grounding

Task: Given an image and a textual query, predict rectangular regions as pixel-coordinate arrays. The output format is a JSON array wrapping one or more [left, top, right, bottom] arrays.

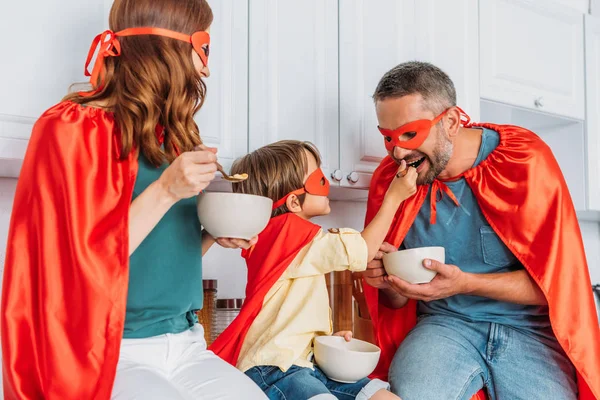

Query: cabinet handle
[[330, 169, 343, 182], [534, 97, 544, 108], [347, 171, 359, 184]]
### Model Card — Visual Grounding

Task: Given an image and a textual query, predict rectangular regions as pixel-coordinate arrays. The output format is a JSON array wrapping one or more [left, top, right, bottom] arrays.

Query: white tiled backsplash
[[1, 177, 599, 299]]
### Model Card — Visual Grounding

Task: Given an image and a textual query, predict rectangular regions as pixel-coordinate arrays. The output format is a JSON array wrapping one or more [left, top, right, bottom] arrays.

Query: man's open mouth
[[406, 157, 426, 169]]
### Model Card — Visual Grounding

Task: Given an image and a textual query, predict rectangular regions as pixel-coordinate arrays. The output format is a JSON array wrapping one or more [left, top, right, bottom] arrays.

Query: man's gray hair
[[373, 61, 457, 114]]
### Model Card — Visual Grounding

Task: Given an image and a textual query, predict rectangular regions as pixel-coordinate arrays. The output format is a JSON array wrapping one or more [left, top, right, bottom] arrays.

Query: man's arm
[[386, 259, 547, 305]]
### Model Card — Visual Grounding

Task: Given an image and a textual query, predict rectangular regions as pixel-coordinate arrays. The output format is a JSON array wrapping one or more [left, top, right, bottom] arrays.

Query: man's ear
[[445, 106, 462, 138], [286, 194, 303, 213]]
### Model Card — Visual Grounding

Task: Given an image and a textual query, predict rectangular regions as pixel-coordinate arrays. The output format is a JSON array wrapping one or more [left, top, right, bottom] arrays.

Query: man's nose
[[393, 146, 410, 161]]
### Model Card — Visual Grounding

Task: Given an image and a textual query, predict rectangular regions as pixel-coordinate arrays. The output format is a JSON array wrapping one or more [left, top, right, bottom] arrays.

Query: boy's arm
[[282, 228, 368, 279], [360, 195, 404, 262], [361, 163, 417, 262]]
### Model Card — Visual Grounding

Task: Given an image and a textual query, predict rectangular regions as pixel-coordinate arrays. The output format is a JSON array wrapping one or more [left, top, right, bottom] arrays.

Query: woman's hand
[[158, 147, 218, 202], [215, 237, 258, 250]]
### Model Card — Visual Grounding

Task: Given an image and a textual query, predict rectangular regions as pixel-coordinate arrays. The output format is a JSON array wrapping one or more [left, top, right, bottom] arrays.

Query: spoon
[[194, 145, 248, 183], [216, 162, 248, 183]]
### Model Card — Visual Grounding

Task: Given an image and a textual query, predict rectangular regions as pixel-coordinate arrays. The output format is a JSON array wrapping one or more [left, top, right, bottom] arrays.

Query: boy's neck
[[293, 211, 311, 221]]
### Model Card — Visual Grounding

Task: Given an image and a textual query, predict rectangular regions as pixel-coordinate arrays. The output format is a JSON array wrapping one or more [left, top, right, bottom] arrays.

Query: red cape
[[364, 123, 600, 399], [209, 213, 321, 365], [1, 101, 138, 399]]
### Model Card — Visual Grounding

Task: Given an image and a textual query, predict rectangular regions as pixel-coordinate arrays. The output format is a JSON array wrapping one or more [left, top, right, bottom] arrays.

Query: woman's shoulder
[[34, 100, 114, 131], [29, 100, 118, 156]]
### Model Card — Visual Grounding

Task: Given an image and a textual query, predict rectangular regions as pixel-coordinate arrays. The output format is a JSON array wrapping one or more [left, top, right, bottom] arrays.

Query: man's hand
[[363, 242, 397, 289], [386, 259, 468, 302]]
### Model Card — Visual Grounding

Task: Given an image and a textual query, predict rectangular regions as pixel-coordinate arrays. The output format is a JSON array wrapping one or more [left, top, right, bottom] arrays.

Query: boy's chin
[[318, 205, 332, 216]]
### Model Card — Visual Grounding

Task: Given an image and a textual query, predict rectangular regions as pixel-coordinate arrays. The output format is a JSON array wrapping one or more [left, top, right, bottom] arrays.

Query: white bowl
[[382, 246, 445, 284], [313, 336, 381, 383], [196, 192, 272, 240]]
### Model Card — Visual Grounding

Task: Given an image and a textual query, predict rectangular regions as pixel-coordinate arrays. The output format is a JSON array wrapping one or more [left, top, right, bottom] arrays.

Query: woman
[[1, 0, 266, 399]]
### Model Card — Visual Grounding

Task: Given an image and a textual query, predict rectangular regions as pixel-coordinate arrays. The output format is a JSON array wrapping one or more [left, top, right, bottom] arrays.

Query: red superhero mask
[[378, 107, 470, 151], [83, 27, 210, 89], [272, 168, 330, 209]]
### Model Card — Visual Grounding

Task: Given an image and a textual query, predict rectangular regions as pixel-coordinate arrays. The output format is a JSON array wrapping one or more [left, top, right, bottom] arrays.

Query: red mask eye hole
[[403, 131, 418, 139], [320, 178, 326, 186], [385, 136, 392, 142], [203, 45, 210, 57]]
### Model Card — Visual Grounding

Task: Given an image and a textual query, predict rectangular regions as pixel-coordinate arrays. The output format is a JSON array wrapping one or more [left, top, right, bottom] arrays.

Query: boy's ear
[[286, 194, 303, 213]]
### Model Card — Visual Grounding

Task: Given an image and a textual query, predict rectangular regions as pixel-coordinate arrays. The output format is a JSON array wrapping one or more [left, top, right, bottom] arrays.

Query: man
[[362, 61, 600, 400]]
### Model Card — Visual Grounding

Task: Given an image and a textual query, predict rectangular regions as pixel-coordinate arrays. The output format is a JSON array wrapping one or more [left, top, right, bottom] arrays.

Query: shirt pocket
[[480, 226, 517, 268]]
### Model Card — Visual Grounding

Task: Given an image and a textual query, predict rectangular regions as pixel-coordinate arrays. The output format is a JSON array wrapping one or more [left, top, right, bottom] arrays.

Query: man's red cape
[[364, 123, 600, 400], [1, 101, 139, 399], [209, 213, 320, 366]]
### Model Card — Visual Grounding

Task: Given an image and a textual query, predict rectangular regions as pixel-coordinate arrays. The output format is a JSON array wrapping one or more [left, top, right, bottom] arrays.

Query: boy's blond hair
[[231, 140, 322, 217]]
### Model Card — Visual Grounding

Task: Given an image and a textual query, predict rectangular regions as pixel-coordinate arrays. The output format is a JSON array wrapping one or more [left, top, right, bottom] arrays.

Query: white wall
[[1, 178, 599, 299]]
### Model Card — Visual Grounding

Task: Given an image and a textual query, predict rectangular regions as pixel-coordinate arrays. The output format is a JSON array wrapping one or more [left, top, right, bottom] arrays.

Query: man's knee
[[389, 363, 485, 400], [387, 331, 486, 400]]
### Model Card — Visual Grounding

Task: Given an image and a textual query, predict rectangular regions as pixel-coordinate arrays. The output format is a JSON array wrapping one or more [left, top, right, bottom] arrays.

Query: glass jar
[[211, 298, 244, 342], [196, 279, 217, 345]]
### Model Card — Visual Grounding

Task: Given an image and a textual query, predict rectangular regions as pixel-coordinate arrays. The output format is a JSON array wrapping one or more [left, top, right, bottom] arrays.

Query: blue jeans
[[245, 365, 389, 400], [389, 314, 577, 400]]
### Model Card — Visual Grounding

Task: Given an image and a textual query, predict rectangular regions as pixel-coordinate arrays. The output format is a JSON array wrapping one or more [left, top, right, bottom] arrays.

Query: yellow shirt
[[236, 228, 368, 373]]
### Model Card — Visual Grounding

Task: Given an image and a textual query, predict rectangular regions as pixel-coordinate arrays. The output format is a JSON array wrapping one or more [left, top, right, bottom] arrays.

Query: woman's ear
[[286, 194, 303, 213]]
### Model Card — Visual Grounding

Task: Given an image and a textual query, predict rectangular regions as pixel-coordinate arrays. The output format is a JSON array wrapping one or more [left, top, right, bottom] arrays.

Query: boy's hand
[[363, 242, 396, 289], [385, 160, 418, 202], [333, 331, 353, 342], [215, 236, 258, 250]]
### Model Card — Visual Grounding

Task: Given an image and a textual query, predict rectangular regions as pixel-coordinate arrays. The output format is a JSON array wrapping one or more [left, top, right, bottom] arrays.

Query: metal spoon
[[194, 145, 248, 183], [216, 162, 248, 183]]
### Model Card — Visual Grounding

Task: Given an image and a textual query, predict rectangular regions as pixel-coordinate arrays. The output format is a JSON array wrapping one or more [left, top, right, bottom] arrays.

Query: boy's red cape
[[1, 101, 138, 399], [364, 123, 600, 399], [209, 213, 321, 366]]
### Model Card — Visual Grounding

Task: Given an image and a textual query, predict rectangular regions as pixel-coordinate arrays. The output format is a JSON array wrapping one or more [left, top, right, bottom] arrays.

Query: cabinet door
[[339, 0, 479, 189], [414, 0, 480, 122], [0, 0, 105, 176], [586, 15, 600, 211], [480, 0, 585, 120], [339, 0, 415, 188], [551, 0, 589, 13], [196, 0, 249, 173], [248, 0, 339, 179]]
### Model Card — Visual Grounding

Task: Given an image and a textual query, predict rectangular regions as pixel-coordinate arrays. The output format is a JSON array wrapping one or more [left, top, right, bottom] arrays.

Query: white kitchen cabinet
[[104, 0, 113, 22], [0, 0, 105, 177], [480, 0, 585, 120], [586, 14, 600, 212], [414, 0, 480, 123], [248, 0, 339, 179], [481, 100, 587, 212], [196, 0, 249, 173], [339, 0, 480, 189], [551, 0, 589, 14]]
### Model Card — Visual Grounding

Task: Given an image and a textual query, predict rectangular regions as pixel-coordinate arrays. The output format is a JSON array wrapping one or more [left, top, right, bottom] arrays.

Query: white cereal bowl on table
[[196, 192, 272, 240], [382, 246, 445, 284], [313, 336, 381, 383]]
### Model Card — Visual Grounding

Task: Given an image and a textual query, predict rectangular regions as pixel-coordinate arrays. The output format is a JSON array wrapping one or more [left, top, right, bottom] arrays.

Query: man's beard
[[393, 129, 453, 185], [419, 133, 452, 185]]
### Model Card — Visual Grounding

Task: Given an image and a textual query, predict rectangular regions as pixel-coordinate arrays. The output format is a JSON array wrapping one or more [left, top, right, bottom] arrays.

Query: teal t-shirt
[[124, 153, 203, 338], [403, 128, 553, 338]]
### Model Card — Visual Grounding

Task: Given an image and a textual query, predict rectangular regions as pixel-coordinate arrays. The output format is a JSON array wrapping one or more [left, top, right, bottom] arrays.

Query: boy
[[210, 141, 416, 400]]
